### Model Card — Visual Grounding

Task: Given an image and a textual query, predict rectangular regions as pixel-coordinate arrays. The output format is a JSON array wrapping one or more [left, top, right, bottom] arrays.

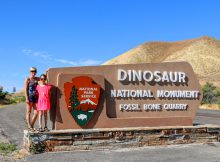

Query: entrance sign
[[47, 62, 202, 130]]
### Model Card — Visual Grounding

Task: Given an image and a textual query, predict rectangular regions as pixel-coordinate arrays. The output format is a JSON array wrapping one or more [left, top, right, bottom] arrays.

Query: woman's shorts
[[28, 95, 38, 103]]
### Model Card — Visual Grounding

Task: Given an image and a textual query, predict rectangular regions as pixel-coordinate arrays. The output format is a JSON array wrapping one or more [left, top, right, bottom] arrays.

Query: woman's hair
[[40, 74, 47, 79], [30, 67, 37, 72]]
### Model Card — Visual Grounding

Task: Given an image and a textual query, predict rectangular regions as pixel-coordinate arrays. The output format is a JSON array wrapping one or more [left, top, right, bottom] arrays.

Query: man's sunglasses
[[30, 71, 37, 73]]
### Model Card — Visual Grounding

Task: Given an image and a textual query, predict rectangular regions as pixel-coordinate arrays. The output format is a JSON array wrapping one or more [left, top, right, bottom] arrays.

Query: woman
[[24, 67, 39, 131]]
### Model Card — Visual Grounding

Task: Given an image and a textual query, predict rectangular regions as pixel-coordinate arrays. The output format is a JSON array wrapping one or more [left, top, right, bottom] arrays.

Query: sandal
[[28, 126, 37, 132], [38, 128, 44, 132], [28, 127, 34, 132], [44, 127, 49, 132]]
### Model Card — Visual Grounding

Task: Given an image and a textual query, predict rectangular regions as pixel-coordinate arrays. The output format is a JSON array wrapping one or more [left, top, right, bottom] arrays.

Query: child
[[36, 74, 51, 132]]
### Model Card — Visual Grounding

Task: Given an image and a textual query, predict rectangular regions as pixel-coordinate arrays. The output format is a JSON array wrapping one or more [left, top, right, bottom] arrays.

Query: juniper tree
[[202, 82, 217, 104], [69, 86, 80, 110], [0, 86, 7, 100]]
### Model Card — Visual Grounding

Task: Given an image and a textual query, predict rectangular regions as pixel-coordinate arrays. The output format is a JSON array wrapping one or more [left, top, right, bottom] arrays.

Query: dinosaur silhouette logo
[[64, 76, 101, 127]]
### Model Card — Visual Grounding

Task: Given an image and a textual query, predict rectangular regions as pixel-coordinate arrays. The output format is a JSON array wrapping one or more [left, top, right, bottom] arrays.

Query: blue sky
[[0, 0, 220, 92]]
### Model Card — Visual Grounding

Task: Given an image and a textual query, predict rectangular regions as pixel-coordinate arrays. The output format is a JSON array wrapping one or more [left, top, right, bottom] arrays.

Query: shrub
[[21, 96, 26, 102], [0, 89, 8, 100], [202, 82, 220, 104], [0, 143, 16, 154], [10, 96, 26, 103]]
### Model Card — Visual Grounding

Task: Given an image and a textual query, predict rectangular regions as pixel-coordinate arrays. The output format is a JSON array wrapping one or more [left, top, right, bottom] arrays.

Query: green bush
[[20, 96, 26, 102], [0, 89, 8, 100], [0, 143, 16, 154], [10, 96, 26, 103], [202, 82, 220, 105]]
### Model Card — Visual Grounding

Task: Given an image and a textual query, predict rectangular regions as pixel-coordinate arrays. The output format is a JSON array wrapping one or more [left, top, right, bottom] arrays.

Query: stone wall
[[23, 125, 220, 154]]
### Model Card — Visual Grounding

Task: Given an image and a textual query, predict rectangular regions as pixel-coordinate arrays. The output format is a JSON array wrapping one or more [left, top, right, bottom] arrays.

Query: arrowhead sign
[[64, 76, 101, 127]]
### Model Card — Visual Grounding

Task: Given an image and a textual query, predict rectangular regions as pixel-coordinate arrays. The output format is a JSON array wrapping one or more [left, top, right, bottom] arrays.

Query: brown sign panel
[[47, 62, 202, 130]]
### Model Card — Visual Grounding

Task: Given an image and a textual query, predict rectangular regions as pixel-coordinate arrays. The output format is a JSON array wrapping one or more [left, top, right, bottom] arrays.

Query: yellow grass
[[103, 36, 220, 87], [200, 104, 220, 110], [13, 149, 30, 160], [0, 104, 6, 108]]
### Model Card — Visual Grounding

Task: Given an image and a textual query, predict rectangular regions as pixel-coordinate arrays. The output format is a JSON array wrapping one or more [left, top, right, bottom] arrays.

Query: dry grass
[[13, 89, 25, 97], [14, 149, 30, 160], [0, 105, 6, 109], [200, 104, 220, 110], [0, 90, 25, 107], [103, 36, 220, 87]]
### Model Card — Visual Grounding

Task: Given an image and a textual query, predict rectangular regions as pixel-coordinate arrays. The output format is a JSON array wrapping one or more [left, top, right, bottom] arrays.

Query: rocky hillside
[[103, 36, 220, 86]]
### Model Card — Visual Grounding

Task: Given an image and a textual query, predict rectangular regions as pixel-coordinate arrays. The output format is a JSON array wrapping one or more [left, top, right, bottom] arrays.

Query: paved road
[[195, 109, 220, 125], [0, 103, 27, 147], [0, 103, 51, 147], [1, 104, 220, 161], [1, 103, 220, 148], [20, 143, 220, 162]]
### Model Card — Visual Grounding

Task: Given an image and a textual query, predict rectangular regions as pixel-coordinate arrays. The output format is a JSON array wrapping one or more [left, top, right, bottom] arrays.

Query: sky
[[0, 0, 220, 92]]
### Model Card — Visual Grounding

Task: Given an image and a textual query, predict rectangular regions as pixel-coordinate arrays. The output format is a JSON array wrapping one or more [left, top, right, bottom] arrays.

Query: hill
[[103, 36, 220, 86], [0, 89, 25, 107]]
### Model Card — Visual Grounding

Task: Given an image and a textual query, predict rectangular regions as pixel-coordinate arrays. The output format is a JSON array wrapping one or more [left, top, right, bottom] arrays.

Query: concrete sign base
[[23, 125, 220, 153]]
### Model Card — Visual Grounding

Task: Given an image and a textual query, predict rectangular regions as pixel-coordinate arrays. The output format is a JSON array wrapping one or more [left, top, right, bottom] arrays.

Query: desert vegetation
[[0, 88, 8, 100], [0, 88, 25, 106], [202, 82, 220, 105]]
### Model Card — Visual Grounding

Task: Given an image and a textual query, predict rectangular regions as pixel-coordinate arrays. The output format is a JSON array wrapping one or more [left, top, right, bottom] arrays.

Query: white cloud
[[23, 49, 52, 60], [79, 59, 102, 66], [22, 49, 32, 54], [55, 59, 77, 66], [55, 59, 102, 66], [23, 49, 102, 66]]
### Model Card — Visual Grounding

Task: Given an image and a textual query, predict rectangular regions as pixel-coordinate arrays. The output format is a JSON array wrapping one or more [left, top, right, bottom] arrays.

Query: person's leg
[[44, 110, 48, 128], [31, 103, 38, 128], [26, 102, 32, 128], [38, 110, 43, 129]]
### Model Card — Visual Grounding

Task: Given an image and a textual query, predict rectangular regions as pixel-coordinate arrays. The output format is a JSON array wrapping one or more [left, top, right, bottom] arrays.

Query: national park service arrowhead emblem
[[64, 76, 101, 127]]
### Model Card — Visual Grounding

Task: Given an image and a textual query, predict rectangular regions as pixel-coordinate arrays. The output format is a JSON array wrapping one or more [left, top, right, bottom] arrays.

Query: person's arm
[[36, 77, 40, 84], [24, 78, 29, 103], [48, 85, 51, 98]]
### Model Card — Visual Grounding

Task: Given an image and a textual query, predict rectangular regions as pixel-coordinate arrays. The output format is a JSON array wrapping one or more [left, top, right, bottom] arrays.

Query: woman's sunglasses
[[30, 71, 37, 73], [40, 78, 46, 81]]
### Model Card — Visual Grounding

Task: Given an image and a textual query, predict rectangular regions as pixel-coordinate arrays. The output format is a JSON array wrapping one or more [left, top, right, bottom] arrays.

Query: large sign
[[47, 62, 202, 129]]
